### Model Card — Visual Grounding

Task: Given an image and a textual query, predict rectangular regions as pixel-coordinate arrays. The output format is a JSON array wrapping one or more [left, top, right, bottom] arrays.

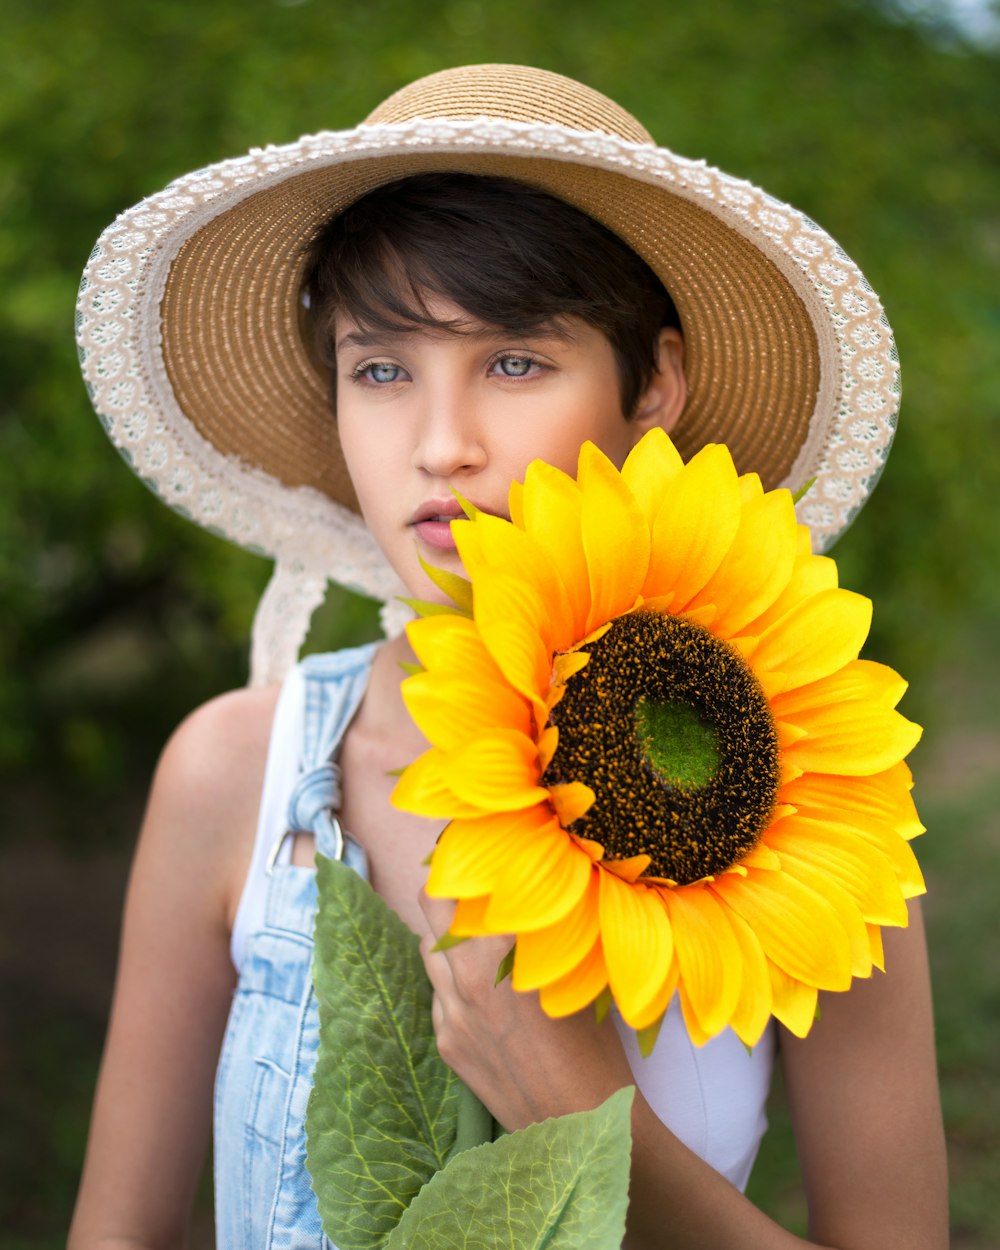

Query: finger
[[419, 930, 457, 993], [430, 991, 445, 1036], [418, 886, 457, 939]]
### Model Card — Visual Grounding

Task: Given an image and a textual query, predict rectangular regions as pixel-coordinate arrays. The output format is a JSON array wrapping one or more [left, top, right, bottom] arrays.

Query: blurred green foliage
[[2, 0, 999, 823], [2, 0, 999, 1242]]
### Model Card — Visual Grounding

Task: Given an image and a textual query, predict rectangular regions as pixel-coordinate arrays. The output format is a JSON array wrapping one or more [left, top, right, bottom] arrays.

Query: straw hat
[[77, 64, 900, 685]]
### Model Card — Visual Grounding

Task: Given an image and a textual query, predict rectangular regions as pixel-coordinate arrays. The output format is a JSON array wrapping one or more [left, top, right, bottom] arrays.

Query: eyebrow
[[334, 322, 577, 354]]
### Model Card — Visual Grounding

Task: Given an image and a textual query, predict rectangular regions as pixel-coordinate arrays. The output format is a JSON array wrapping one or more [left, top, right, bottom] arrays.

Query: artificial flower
[[391, 431, 924, 1047]]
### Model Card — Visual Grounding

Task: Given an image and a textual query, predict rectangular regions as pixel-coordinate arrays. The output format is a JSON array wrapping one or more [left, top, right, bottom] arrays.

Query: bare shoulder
[[141, 682, 283, 927], [67, 683, 284, 1246], [154, 683, 282, 810]]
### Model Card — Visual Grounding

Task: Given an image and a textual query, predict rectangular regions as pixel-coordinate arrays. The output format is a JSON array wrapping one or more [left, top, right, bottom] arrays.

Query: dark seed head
[[542, 611, 781, 885]]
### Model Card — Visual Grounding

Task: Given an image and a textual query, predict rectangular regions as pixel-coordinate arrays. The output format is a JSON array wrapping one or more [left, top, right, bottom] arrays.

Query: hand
[[418, 890, 634, 1131]]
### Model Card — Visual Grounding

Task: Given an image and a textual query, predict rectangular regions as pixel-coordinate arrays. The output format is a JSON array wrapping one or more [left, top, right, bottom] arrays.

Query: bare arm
[[420, 896, 948, 1250], [68, 685, 280, 1250]]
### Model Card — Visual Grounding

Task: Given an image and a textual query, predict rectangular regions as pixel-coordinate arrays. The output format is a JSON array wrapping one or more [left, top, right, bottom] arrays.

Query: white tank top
[[231, 658, 775, 1192]]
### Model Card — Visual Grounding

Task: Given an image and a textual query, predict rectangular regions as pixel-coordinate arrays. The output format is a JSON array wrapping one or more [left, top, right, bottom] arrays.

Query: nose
[[411, 379, 487, 479]]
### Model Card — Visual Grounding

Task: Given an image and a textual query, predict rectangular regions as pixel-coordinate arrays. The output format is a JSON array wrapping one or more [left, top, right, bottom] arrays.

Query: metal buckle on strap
[[265, 810, 347, 875]]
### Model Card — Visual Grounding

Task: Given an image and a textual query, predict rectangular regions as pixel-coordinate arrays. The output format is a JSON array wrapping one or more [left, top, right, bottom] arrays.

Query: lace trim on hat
[[78, 116, 900, 681]]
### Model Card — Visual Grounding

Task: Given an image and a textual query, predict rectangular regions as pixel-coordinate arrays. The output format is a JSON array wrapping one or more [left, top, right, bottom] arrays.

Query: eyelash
[[351, 359, 407, 385], [488, 352, 545, 379], [349, 352, 546, 385]]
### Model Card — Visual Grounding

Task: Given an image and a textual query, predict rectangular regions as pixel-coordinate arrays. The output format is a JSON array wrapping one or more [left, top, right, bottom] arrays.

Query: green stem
[[449, 1079, 497, 1158]]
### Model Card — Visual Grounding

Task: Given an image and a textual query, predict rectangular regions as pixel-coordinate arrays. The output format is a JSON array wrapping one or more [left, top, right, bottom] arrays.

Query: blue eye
[[495, 355, 534, 377], [367, 361, 402, 383]]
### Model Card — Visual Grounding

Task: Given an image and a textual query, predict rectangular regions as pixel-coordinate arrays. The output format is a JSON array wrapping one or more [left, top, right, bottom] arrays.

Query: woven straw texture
[[76, 65, 900, 680]]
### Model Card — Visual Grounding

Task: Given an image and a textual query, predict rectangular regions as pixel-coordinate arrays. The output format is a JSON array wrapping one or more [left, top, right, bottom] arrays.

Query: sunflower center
[[543, 610, 781, 885], [634, 697, 721, 789]]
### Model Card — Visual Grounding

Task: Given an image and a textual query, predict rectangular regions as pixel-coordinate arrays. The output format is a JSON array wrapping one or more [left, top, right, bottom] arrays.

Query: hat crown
[[363, 63, 654, 145]]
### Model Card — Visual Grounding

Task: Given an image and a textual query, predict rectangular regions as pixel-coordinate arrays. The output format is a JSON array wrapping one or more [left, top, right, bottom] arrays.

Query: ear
[[632, 327, 686, 438]]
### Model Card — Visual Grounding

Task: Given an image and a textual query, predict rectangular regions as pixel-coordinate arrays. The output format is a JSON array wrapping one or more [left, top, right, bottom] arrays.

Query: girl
[[69, 64, 947, 1249]]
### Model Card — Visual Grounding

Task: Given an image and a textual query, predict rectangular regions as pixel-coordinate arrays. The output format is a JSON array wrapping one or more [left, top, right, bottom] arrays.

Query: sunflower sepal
[[432, 931, 471, 953], [495, 944, 516, 985], [593, 985, 613, 1024], [417, 552, 474, 616], [400, 595, 465, 619]]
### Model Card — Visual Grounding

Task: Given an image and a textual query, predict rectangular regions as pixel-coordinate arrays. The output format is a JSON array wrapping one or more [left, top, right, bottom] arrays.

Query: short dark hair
[[303, 172, 681, 418]]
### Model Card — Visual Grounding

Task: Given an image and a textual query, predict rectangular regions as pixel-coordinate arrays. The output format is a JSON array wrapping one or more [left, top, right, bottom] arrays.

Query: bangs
[[304, 172, 679, 414]]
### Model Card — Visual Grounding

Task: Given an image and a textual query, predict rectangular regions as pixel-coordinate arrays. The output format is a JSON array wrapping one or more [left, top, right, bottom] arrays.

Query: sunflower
[[391, 431, 924, 1048]]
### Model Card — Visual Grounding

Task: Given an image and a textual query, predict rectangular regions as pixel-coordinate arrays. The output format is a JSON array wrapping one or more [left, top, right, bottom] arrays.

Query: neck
[[361, 630, 428, 753]]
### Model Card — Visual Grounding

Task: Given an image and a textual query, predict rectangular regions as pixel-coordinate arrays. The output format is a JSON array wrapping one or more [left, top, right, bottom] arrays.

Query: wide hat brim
[[77, 65, 899, 678]]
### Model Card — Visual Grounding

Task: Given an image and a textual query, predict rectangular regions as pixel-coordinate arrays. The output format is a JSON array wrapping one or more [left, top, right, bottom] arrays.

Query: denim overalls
[[212, 642, 774, 1245], [214, 645, 377, 1249]]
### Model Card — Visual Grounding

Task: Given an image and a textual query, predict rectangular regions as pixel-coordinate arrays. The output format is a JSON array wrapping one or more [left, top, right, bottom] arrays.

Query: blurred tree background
[[2, 0, 998, 1244]]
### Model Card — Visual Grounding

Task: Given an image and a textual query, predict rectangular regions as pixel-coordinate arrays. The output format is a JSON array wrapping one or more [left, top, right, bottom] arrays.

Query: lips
[[409, 498, 502, 552]]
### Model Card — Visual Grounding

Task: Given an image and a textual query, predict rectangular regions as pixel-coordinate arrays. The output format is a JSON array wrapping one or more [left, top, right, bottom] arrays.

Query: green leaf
[[384, 1087, 635, 1250], [306, 857, 490, 1250], [792, 476, 817, 504]]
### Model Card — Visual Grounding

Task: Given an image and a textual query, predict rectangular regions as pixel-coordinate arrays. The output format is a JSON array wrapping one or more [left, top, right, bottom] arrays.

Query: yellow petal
[[507, 477, 525, 529], [735, 842, 782, 871], [748, 589, 872, 696], [426, 806, 553, 898], [629, 960, 680, 1033], [442, 729, 548, 811], [643, 444, 743, 605], [406, 613, 496, 676], [553, 649, 589, 683], [781, 764, 924, 841], [468, 573, 553, 720], [768, 848, 874, 978], [548, 781, 596, 827], [686, 489, 798, 637], [538, 936, 609, 1017], [738, 471, 764, 504], [599, 872, 675, 1025], [775, 719, 809, 749], [847, 823, 926, 897], [520, 458, 590, 642], [402, 671, 531, 749], [675, 985, 713, 1047], [391, 747, 492, 819], [770, 659, 909, 718], [457, 510, 577, 654], [513, 874, 601, 990], [602, 854, 653, 883], [662, 886, 742, 1039], [537, 725, 558, 773], [711, 869, 853, 991], [721, 905, 774, 1047], [448, 895, 492, 937], [767, 962, 818, 1038], [620, 427, 684, 524], [781, 702, 922, 776], [742, 546, 838, 637], [485, 820, 593, 931], [766, 815, 910, 926], [867, 923, 886, 973], [577, 441, 650, 633]]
